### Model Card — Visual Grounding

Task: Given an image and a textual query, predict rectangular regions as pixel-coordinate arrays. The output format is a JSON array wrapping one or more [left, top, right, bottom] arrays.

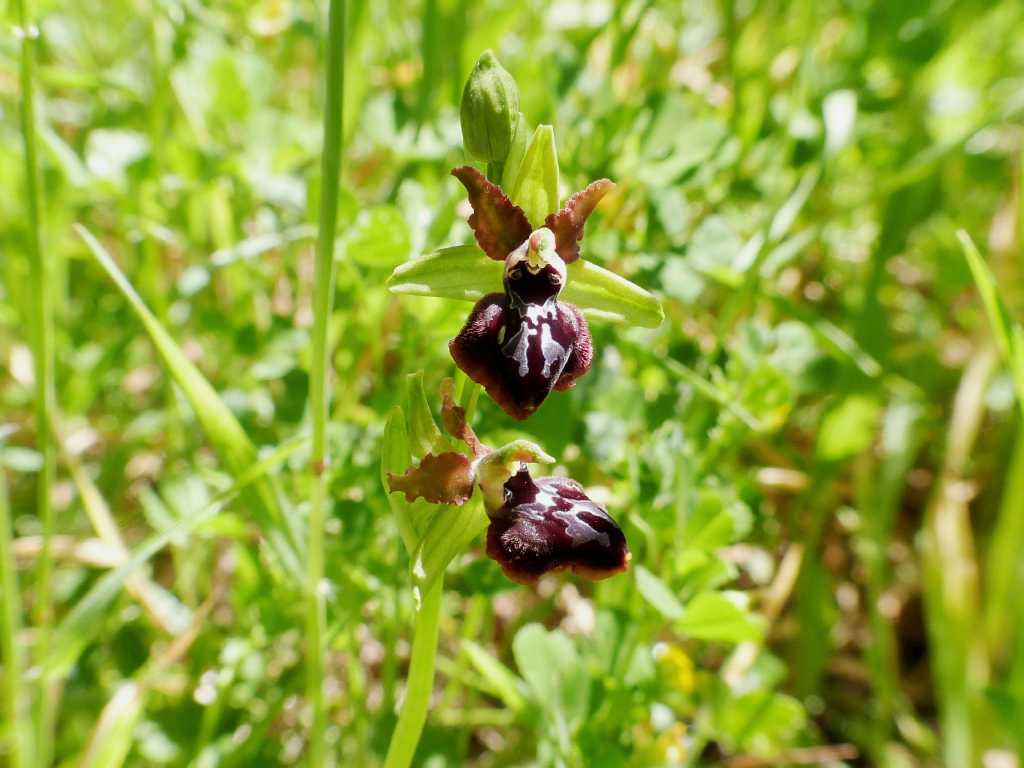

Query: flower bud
[[460, 50, 520, 163]]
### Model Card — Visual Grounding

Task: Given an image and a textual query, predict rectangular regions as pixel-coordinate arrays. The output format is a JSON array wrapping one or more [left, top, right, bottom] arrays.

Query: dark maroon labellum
[[485, 466, 629, 585], [450, 266, 593, 420]]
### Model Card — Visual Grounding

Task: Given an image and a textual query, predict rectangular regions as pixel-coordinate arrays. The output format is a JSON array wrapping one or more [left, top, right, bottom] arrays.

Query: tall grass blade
[[921, 347, 994, 767], [74, 224, 304, 583], [76, 682, 145, 768], [306, 0, 347, 763], [1, 466, 33, 768], [958, 229, 1024, 415], [15, 0, 58, 759]]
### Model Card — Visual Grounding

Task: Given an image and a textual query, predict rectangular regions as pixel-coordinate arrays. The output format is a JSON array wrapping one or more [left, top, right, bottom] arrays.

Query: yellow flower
[[653, 643, 695, 694]]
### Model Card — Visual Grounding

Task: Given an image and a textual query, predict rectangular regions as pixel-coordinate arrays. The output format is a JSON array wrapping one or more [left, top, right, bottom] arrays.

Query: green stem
[[15, 0, 57, 762], [1, 468, 31, 768], [306, 0, 346, 764], [384, 579, 444, 768]]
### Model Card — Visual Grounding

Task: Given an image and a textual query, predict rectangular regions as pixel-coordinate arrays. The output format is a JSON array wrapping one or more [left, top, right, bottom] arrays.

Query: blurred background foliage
[[2, 0, 1024, 765]]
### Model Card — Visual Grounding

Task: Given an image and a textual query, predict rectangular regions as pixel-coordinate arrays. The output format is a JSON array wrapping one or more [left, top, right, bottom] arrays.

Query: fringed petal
[[544, 179, 615, 263]]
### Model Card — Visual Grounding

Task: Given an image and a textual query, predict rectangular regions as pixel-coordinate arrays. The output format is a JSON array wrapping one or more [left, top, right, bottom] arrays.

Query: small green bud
[[460, 50, 520, 163]]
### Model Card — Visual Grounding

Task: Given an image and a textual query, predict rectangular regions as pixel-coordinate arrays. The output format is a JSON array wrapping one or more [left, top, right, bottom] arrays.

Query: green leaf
[[342, 205, 412, 267], [76, 225, 304, 582], [816, 394, 881, 461], [635, 565, 685, 620], [509, 124, 559, 228], [714, 689, 807, 756], [512, 624, 589, 731], [677, 592, 764, 643]]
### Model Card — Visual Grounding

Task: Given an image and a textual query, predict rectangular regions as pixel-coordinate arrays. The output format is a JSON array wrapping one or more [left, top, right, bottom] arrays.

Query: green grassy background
[[3, 0, 1024, 765]]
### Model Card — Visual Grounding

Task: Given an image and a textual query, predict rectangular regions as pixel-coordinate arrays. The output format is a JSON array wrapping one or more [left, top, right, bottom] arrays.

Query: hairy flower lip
[[485, 466, 629, 585], [449, 293, 592, 420]]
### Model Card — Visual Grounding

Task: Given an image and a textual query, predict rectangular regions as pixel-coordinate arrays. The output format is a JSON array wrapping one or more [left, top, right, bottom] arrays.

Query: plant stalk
[[384, 579, 444, 768], [15, 0, 57, 762], [306, 0, 346, 763]]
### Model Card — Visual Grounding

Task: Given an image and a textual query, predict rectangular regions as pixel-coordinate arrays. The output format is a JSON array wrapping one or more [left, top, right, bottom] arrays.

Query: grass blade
[[921, 346, 994, 767], [1, 466, 33, 768], [15, 0, 58, 760], [76, 682, 145, 768], [958, 229, 1024, 417], [306, 1, 347, 762], [75, 224, 304, 583]]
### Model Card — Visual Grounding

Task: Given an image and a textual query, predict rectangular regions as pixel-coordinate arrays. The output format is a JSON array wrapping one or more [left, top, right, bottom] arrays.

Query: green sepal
[[387, 247, 664, 328], [509, 125, 559, 228]]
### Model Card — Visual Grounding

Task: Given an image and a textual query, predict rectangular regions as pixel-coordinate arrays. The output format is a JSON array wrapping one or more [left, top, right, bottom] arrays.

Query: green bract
[[460, 50, 519, 164]]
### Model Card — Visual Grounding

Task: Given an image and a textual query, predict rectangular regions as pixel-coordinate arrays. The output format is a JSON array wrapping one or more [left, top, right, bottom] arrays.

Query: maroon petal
[[440, 378, 487, 458], [485, 467, 629, 585], [387, 451, 475, 506], [449, 294, 586, 420], [451, 166, 532, 261], [544, 179, 615, 263]]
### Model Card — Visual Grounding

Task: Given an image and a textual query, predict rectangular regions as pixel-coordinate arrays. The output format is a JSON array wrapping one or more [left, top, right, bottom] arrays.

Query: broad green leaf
[[45, 437, 305, 679], [509, 125, 559, 228], [512, 623, 589, 733], [714, 689, 806, 756], [342, 205, 412, 267], [76, 224, 303, 582], [78, 682, 145, 768], [816, 394, 881, 461], [684, 489, 753, 550], [387, 245, 502, 302], [677, 592, 764, 643], [635, 565, 685, 620]]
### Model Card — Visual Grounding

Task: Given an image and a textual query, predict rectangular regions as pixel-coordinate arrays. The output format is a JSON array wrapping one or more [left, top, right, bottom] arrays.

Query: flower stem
[[384, 579, 444, 768], [15, 0, 57, 762], [306, 0, 346, 764]]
